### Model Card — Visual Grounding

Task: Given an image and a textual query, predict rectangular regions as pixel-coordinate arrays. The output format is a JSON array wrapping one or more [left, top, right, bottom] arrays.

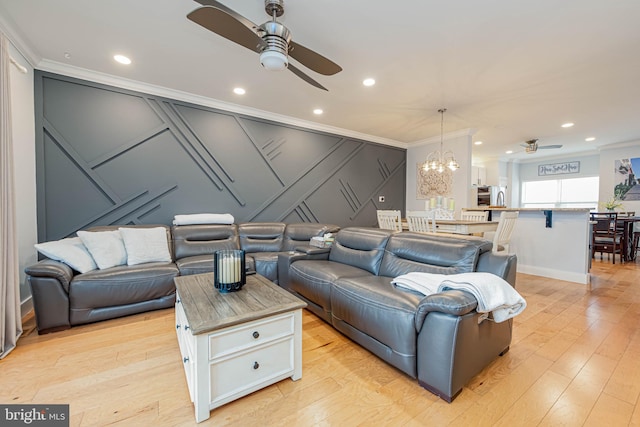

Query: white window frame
[[521, 176, 599, 209]]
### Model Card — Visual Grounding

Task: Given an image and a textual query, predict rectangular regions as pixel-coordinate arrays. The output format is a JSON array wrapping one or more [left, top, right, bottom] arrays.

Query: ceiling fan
[[187, 0, 342, 91], [521, 139, 563, 154]]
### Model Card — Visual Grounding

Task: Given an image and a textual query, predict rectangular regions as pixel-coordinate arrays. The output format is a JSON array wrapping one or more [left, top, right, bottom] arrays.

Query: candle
[[430, 197, 436, 208], [449, 199, 455, 211], [437, 196, 443, 207]]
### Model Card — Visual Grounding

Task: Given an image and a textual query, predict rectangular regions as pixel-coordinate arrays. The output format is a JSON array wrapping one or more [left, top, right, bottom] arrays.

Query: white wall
[[518, 153, 600, 182], [406, 130, 473, 216], [598, 141, 640, 213], [8, 43, 36, 315]]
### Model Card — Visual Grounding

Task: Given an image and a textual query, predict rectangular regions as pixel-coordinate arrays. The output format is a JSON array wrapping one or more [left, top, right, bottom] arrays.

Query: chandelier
[[423, 108, 459, 173]]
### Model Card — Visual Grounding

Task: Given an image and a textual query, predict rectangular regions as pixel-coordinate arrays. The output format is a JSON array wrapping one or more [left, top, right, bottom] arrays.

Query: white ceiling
[[2, 0, 640, 162]]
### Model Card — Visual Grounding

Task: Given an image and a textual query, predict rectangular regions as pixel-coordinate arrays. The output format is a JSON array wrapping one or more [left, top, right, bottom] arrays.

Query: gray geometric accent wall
[[34, 71, 406, 241]]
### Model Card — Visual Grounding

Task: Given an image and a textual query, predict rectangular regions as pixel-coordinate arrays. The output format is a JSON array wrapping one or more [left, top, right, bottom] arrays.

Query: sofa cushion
[[175, 255, 214, 276], [34, 237, 97, 274], [69, 262, 178, 310], [289, 260, 372, 316], [77, 230, 128, 270], [250, 252, 280, 283], [328, 227, 392, 275], [378, 232, 484, 278], [119, 227, 172, 266], [331, 275, 423, 362], [238, 222, 286, 253]]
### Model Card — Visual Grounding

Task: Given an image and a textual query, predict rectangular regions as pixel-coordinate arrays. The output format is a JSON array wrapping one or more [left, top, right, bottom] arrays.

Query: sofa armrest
[[25, 260, 74, 334], [294, 245, 331, 255], [277, 249, 331, 291], [25, 259, 74, 293], [415, 290, 478, 332], [476, 253, 518, 287]]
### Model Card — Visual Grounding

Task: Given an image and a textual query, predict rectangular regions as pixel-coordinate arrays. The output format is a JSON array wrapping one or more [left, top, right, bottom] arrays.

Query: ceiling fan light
[[260, 50, 288, 71]]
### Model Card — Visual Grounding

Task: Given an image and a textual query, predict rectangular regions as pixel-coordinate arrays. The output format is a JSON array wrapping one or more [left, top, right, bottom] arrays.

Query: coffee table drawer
[[210, 337, 294, 404], [209, 313, 294, 359]]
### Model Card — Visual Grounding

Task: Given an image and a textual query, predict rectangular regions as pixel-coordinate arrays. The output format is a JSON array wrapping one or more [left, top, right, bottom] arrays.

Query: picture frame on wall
[[538, 161, 580, 176]]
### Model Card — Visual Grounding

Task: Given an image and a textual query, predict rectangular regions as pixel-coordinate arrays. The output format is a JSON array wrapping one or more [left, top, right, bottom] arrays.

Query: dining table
[[402, 219, 498, 235]]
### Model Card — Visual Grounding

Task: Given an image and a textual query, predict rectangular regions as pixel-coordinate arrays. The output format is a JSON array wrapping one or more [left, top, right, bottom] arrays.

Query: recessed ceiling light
[[362, 78, 376, 87], [585, 137, 596, 141], [313, 108, 323, 115], [233, 87, 246, 95], [561, 122, 574, 128], [505, 150, 513, 154], [474, 141, 483, 145], [113, 54, 131, 65]]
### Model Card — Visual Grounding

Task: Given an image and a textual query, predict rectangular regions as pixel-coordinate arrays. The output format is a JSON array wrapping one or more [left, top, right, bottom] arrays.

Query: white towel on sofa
[[437, 272, 526, 323], [391, 271, 526, 323], [391, 272, 447, 296], [172, 213, 235, 225]]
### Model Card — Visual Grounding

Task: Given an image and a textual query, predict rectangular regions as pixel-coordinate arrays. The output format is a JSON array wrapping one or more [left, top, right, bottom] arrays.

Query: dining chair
[[492, 211, 519, 254], [406, 210, 436, 233], [376, 209, 403, 231], [591, 212, 623, 264], [460, 211, 489, 222]]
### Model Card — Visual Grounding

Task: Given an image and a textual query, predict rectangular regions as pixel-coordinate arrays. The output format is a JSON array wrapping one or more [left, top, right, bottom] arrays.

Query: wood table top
[[174, 273, 307, 334]]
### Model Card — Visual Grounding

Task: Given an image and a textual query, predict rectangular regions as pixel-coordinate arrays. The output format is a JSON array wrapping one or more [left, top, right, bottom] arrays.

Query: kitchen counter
[[464, 208, 591, 285], [464, 207, 591, 212]]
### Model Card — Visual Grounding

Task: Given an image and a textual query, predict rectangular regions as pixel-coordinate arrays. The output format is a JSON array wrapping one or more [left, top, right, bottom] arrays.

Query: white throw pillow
[[34, 237, 97, 273], [77, 230, 128, 270], [118, 227, 171, 266]]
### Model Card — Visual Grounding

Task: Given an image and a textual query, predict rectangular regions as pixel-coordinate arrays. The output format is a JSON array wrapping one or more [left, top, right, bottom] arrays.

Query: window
[[521, 177, 599, 209]]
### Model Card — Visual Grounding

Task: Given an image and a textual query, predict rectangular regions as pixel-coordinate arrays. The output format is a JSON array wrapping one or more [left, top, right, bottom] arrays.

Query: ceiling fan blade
[[193, 0, 259, 32], [538, 145, 563, 149], [289, 41, 342, 76], [288, 63, 328, 91], [188, 6, 266, 53]]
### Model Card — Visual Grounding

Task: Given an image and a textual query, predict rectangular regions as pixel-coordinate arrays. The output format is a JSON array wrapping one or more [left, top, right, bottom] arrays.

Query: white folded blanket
[[172, 213, 235, 225], [391, 272, 526, 323]]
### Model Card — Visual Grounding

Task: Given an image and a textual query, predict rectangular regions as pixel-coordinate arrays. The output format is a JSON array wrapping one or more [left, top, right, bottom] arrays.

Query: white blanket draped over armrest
[[391, 271, 526, 322], [172, 213, 235, 225]]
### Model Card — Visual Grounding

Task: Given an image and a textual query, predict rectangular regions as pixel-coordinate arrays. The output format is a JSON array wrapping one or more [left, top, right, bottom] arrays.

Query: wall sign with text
[[538, 161, 580, 176]]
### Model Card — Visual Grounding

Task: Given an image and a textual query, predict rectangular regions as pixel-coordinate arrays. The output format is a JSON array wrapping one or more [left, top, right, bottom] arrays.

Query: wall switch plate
[[378, 196, 385, 202]]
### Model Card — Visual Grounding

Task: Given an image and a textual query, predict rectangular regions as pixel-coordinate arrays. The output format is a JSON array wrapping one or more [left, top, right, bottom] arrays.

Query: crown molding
[[0, 7, 40, 67], [596, 138, 640, 152], [36, 60, 408, 150]]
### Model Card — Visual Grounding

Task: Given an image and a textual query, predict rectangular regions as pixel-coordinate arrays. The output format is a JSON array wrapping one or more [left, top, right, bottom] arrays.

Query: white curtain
[[0, 32, 22, 359]]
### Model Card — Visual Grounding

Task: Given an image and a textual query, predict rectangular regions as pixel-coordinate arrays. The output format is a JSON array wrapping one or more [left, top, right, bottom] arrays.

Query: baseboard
[[517, 264, 589, 285], [20, 295, 33, 319]]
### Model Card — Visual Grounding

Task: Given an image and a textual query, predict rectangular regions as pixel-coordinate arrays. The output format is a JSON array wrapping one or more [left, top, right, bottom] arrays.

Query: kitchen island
[[464, 208, 592, 285]]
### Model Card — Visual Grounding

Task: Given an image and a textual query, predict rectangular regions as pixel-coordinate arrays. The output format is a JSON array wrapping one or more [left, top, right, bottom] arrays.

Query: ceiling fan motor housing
[[264, 0, 284, 17], [259, 21, 291, 70]]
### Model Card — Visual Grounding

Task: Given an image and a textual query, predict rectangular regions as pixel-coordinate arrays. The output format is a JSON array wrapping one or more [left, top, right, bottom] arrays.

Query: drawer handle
[[253, 361, 260, 370], [176, 298, 181, 304], [176, 324, 180, 330], [252, 331, 260, 339], [184, 325, 190, 331], [183, 356, 189, 363]]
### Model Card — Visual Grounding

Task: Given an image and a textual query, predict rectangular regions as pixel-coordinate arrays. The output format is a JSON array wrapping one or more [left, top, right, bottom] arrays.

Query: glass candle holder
[[214, 249, 246, 293]]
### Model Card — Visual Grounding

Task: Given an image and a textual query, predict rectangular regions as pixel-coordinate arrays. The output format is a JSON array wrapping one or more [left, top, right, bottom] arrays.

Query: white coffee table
[[174, 273, 307, 423]]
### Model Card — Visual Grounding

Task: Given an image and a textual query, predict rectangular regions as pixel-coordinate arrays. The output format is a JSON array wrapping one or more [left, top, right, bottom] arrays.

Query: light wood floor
[[2, 259, 640, 426]]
